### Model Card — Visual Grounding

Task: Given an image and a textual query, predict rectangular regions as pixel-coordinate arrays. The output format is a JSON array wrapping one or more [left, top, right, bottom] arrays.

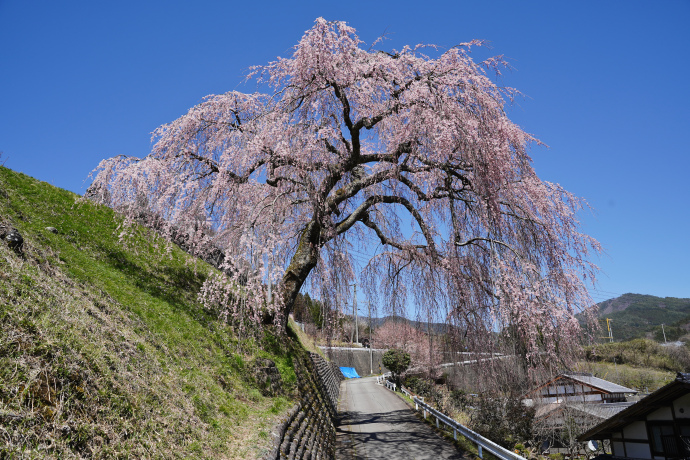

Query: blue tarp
[[340, 367, 360, 378]]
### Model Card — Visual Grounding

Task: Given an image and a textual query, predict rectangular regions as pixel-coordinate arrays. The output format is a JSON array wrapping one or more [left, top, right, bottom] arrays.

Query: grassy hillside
[[585, 339, 690, 373], [594, 293, 690, 342], [0, 167, 299, 459], [577, 338, 690, 393]]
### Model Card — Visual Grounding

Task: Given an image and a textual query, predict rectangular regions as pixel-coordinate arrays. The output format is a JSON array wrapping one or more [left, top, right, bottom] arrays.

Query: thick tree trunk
[[264, 221, 321, 329]]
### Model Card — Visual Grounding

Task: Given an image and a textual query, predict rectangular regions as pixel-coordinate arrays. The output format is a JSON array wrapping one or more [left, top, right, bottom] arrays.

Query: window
[[649, 422, 679, 457], [678, 424, 690, 456]]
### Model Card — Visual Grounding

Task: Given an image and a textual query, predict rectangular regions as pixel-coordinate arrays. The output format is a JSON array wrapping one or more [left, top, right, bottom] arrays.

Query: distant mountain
[[592, 293, 690, 342], [362, 295, 690, 343]]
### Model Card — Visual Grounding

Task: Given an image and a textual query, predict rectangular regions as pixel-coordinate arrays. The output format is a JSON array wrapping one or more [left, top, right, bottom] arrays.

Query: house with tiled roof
[[578, 373, 690, 459], [524, 373, 639, 455], [525, 373, 637, 409]]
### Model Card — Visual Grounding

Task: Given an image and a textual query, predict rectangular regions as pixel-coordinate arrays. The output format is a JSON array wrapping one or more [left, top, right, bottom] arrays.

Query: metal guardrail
[[384, 380, 526, 460], [318, 346, 388, 352], [400, 385, 422, 402], [376, 372, 392, 385]]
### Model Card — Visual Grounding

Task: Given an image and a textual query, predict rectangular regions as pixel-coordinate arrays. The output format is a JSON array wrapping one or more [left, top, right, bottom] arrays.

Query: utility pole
[[368, 298, 372, 375], [349, 283, 358, 344], [354, 284, 358, 344]]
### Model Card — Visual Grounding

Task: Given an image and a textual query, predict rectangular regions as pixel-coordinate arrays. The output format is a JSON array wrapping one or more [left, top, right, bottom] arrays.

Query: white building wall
[[625, 442, 652, 459], [612, 441, 625, 456], [536, 394, 602, 404], [674, 393, 690, 419], [624, 421, 648, 440], [647, 407, 673, 421]]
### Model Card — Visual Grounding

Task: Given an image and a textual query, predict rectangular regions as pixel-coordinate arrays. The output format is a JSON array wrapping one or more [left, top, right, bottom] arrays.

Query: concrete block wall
[[265, 352, 344, 460], [320, 347, 389, 377]]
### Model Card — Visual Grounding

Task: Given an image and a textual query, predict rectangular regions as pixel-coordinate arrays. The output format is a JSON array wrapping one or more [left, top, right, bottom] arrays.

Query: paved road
[[336, 377, 466, 460]]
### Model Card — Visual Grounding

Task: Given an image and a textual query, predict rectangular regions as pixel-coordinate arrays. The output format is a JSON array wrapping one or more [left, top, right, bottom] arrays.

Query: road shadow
[[337, 407, 466, 459]]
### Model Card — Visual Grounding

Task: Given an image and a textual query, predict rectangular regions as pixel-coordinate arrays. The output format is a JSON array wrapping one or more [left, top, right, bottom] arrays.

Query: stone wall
[[264, 352, 344, 460]]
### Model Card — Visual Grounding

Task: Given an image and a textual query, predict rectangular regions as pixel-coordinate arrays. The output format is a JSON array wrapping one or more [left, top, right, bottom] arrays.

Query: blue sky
[[1, 1, 688, 302]]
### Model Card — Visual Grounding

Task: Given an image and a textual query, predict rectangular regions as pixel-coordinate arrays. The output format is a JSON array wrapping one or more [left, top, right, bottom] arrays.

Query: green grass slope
[[0, 167, 298, 459], [579, 338, 690, 392]]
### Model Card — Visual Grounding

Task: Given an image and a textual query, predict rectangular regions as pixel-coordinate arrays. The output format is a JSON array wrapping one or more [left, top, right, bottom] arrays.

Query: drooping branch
[[89, 18, 599, 379], [360, 215, 420, 252], [454, 236, 523, 262]]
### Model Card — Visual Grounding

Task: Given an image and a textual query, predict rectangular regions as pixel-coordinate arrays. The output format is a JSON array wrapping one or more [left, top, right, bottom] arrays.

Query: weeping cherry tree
[[90, 19, 600, 376]]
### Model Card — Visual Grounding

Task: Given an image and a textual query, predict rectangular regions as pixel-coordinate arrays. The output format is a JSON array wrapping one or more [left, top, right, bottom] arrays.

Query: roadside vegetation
[[0, 167, 298, 459]]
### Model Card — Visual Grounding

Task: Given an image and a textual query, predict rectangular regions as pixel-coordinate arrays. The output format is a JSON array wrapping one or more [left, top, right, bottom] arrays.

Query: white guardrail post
[[398, 391, 527, 460], [383, 379, 397, 392]]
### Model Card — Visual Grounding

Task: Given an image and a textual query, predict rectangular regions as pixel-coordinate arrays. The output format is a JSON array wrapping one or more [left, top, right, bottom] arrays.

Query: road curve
[[336, 377, 466, 460]]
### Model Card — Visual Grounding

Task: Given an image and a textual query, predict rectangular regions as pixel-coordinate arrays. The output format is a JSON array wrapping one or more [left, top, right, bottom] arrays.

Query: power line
[[590, 288, 622, 295]]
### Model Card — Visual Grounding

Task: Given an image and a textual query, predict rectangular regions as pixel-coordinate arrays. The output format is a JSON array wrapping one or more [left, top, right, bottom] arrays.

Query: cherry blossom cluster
[[90, 18, 599, 374]]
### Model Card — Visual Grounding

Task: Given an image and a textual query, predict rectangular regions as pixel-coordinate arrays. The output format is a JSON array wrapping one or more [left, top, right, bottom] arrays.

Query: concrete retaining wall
[[319, 347, 389, 377]]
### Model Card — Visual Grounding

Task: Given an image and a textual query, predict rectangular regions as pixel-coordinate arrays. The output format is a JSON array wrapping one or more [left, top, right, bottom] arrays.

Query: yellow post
[[600, 318, 614, 343]]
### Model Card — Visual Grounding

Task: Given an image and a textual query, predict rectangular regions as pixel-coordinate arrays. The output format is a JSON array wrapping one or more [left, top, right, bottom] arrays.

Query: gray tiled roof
[[536, 401, 635, 427], [563, 373, 637, 394], [536, 401, 634, 421], [574, 402, 635, 419]]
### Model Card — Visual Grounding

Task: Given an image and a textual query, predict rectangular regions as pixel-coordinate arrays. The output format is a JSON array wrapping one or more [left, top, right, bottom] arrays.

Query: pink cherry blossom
[[90, 19, 600, 375]]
